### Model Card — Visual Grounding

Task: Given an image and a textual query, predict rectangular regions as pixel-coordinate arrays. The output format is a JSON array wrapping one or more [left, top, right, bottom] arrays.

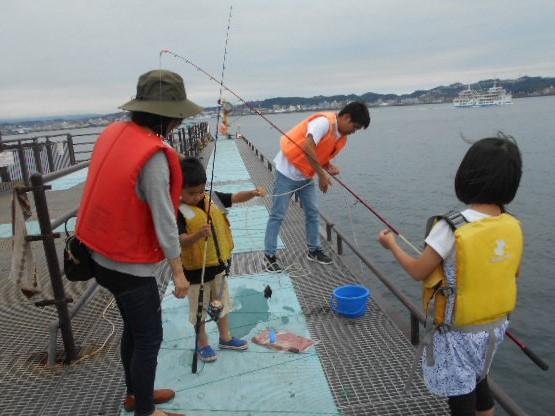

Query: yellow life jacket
[[179, 202, 234, 271], [423, 212, 523, 328]]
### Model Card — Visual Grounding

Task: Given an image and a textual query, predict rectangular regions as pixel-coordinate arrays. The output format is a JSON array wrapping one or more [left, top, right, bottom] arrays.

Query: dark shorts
[[448, 377, 494, 415]]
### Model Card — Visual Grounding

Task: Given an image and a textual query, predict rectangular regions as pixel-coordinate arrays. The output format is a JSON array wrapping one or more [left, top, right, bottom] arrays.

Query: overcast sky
[[1, 0, 554, 119]]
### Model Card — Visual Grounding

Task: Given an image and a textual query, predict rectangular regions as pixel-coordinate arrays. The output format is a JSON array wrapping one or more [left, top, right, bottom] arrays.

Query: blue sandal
[[219, 337, 248, 350], [197, 345, 218, 362]]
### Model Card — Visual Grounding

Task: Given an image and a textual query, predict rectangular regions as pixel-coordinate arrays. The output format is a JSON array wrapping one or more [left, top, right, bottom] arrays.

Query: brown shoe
[[123, 389, 176, 411]]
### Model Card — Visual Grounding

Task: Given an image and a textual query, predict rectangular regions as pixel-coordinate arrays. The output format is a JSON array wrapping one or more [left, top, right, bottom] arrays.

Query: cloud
[[1, 0, 554, 118]]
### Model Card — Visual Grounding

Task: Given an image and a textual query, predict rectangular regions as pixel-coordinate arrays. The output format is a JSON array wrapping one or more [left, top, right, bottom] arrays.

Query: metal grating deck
[[232, 138, 449, 415], [0, 138, 449, 415]]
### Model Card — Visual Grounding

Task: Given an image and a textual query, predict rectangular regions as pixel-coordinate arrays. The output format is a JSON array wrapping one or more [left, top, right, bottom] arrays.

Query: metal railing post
[[410, 313, 420, 346], [32, 140, 44, 174], [45, 140, 55, 173], [326, 223, 333, 242], [17, 141, 30, 186], [66, 134, 76, 165], [30, 173, 77, 363]]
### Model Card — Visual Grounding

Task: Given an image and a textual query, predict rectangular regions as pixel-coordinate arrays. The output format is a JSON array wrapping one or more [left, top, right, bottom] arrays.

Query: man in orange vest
[[77, 70, 200, 416], [264, 102, 370, 272]]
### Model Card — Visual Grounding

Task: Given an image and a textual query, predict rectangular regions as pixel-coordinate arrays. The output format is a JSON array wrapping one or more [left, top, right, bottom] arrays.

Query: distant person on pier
[[264, 102, 370, 272], [378, 134, 523, 416], [76, 69, 202, 416]]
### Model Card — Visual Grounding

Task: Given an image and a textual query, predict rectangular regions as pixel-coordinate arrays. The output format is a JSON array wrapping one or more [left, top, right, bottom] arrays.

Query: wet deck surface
[[0, 137, 448, 415]]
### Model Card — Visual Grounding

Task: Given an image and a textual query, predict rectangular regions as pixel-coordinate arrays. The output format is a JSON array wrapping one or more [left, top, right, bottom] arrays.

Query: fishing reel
[[207, 300, 224, 322]]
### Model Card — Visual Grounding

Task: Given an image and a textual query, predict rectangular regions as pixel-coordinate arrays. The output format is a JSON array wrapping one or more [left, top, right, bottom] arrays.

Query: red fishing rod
[[161, 49, 549, 372]]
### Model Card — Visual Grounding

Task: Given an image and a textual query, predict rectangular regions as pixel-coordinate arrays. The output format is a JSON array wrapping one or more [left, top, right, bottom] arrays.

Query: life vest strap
[[442, 210, 468, 231]]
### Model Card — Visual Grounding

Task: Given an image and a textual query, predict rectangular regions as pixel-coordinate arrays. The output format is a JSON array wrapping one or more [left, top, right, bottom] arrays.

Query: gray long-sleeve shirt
[[91, 150, 180, 277]]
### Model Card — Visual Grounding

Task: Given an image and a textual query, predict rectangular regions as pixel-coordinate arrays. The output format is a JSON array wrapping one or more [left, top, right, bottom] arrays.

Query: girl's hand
[[378, 229, 396, 249]]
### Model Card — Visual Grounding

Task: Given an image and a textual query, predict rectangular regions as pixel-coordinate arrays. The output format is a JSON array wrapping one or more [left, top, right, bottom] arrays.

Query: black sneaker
[[264, 255, 282, 272], [307, 249, 333, 265]]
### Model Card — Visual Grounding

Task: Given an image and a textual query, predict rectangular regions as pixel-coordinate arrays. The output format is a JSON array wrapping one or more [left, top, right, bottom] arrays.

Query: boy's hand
[[378, 229, 396, 250], [253, 187, 267, 197], [196, 224, 211, 239]]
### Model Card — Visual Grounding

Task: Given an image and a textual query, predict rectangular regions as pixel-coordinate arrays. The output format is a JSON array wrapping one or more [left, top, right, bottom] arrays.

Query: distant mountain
[[0, 113, 105, 124], [236, 76, 555, 110], [2, 76, 554, 130]]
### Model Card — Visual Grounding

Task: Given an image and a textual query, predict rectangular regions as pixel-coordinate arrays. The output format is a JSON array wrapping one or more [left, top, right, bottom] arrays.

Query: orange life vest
[[77, 121, 183, 263], [280, 112, 347, 177]]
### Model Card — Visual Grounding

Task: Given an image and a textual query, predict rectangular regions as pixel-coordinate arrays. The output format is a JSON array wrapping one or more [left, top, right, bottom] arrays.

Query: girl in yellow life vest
[[378, 134, 523, 416], [177, 157, 266, 363]]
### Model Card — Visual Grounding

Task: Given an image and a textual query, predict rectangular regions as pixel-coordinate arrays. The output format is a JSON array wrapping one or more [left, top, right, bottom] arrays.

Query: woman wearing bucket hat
[[77, 69, 202, 416]]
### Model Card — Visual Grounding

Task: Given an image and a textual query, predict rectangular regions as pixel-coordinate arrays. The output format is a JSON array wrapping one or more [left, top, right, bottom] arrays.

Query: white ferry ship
[[453, 81, 512, 107]]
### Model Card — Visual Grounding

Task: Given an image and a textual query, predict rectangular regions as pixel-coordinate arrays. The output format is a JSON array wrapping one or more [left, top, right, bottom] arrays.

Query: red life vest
[[280, 112, 347, 177], [76, 121, 183, 263]]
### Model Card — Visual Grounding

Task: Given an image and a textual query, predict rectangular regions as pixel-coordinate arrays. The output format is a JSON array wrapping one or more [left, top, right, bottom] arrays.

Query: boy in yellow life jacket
[[178, 157, 266, 362], [378, 134, 523, 416]]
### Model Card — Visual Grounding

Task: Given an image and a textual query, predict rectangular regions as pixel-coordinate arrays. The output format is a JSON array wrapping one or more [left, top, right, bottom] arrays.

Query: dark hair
[[131, 111, 182, 137], [338, 101, 371, 129], [455, 133, 522, 206], [181, 157, 207, 188]]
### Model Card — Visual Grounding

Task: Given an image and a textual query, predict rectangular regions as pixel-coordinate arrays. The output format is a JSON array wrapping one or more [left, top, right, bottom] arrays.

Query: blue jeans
[[265, 171, 320, 256], [94, 262, 162, 416]]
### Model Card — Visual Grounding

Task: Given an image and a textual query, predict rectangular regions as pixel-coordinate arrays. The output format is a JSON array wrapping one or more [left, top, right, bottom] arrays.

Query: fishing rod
[[188, 4, 233, 374], [160, 49, 549, 371], [160, 49, 419, 255]]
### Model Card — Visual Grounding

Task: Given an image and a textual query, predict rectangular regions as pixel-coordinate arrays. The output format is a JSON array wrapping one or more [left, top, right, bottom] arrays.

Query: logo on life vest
[[491, 240, 512, 263]]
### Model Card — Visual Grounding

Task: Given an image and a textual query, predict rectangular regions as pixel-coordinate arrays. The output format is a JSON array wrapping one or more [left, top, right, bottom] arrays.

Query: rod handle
[[507, 331, 549, 371], [521, 344, 549, 371]]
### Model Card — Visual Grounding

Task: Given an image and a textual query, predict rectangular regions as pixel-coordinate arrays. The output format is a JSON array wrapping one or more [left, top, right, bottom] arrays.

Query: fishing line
[[167, 5, 234, 375], [160, 48, 419, 254], [340, 181, 365, 276], [73, 296, 116, 365], [160, 51, 548, 369]]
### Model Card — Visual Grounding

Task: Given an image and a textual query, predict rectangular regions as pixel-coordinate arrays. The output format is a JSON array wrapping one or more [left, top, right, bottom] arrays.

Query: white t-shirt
[[425, 208, 490, 259], [274, 116, 340, 181]]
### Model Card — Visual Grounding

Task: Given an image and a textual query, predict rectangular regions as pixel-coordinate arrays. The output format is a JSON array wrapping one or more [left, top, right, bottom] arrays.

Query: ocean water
[[233, 96, 555, 416]]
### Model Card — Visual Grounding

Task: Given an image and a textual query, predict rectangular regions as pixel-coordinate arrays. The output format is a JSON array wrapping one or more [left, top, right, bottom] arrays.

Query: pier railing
[[240, 135, 529, 416], [15, 161, 90, 364], [7, 122, 211, 365], [0, 132, 78, 191], [0, 122, 212, 193]]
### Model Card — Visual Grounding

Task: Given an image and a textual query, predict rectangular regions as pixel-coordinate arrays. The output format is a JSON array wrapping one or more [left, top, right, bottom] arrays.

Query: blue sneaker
[[197, 345, 218, 362], [219, 337, 248, 350]]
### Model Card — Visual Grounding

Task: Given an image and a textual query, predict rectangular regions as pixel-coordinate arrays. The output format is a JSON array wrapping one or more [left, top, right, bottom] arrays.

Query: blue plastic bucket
[[330, 284, 370, 318]]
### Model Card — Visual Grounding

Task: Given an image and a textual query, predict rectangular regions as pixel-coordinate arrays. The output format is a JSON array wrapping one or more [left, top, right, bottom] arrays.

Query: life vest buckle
[[436, 323, 452, 334], [438, 286, 454, 297]]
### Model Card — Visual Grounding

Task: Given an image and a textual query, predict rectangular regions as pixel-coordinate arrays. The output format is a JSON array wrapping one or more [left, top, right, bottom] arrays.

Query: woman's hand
[[173, 271, 190, 298]]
